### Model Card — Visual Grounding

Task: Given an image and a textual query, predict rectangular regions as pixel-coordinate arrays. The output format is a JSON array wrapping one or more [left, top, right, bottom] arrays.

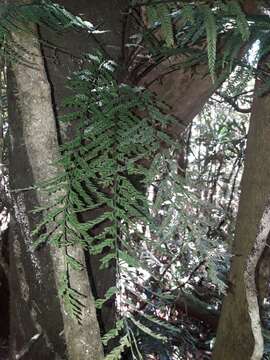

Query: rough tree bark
[[8, 14, 103, 360], [213, 60, 270, 360]]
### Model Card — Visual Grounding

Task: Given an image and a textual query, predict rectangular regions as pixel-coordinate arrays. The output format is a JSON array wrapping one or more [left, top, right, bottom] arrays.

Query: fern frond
[[0, 0, 99, 63], [147, 5, 159, 28], [95, 286, 118, 309], [156, 4, 174, 47], [102, 319, 125, 346], [4, 0, 96, 32], [141, 313, 182, 335], [202, 4, 217, 80], [104, 335, 130, 360], [181, 4, 195, 25], [229, 0, 250, 41], [145, 2, 174, 47], [59, 273, 83, 320], [34, 52, 177, 346], [129, 315, 167, 342]]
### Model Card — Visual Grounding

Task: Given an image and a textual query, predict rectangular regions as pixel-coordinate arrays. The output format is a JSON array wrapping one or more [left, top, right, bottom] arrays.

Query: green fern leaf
[[95, 286, 118, 309], [102, 319, 125, 346], [104, 335, 130, 360], [156, 4, 174, 47], [202, 5, 217, 81], [229, 0, 250, 41], [129, 315, 167, 342]]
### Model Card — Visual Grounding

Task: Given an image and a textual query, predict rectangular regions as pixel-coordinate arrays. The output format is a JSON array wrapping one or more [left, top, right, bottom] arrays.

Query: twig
[[15, 333, 42, 360]]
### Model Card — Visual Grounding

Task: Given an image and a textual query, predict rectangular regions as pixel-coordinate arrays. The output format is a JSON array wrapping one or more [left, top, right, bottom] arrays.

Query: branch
[[15, 333, 42, 360], [214, 91, 252, 113], [173, 290, 219, 329]]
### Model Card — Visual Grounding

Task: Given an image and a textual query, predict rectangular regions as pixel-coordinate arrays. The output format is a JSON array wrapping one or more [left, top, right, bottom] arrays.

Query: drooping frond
[[202, 4, 217, 80], [130, 0, 270, 84], [0, 0, 99, 62], [147, 3, 174, 47], [1, 0, 95, 32], [228, 1, 250, 41]]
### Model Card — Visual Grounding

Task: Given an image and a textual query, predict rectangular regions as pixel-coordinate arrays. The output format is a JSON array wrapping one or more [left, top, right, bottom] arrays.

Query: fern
[[139, 313, 182, 335], [228, 0, 250, 41], [3, 0, 95, 32], [146, 3, 174, 47], [33, 52, 178, 359], [129, 315, 167, 342], [181, 4, 195, 25], [104, 334, 130, 360], [202, 4, 217, 81], [147, 5, 159, 28], [139, 1, 257, 84], [156, 4, 174, 47], [0, 0, 100, 63], [102, 319, 125, 346], [52, 53, 175, 263], [95, 286, 118, 309], [59, 273, 84, 320]]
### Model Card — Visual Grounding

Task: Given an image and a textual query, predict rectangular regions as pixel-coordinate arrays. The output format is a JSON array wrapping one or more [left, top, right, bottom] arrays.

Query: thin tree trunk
[[213, 61, 270, 360], [8, 19, 103, 360]]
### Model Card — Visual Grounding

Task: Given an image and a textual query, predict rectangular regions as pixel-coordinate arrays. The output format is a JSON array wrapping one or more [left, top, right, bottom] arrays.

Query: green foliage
[[0, 0, 98, 63], [102, 319, 125, 346], [228, 1, 250, 41], [202, 5, 217, 80], [59, 273, 84, 320], [132, 1, 267, 83], [129, 315, 167, 341], [95, 286, 118, 309], [54, 52, 175, 263], [104, 335, 130, 360], [142, 313, 181, 334], [2, 0, 95, 32], [145, 152, 229, 295], [6, 1, 270, 358], [34, 52, 179, 355], [147, 3, 174, 47], [180, 4, 195, 25]]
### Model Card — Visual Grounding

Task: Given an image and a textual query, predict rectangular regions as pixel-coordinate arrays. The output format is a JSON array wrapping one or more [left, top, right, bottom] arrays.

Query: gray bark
[[8, 21, 103, 360]]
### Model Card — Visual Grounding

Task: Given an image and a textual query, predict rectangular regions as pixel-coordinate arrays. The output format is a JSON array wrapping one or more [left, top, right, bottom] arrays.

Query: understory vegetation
[[0, 1, 270, 359]]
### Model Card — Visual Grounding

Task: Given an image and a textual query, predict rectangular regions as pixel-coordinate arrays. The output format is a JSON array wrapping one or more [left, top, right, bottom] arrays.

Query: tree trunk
[[39, 0, 128, 337], [213, 62, 270, 360], [8, 18, 103, 360], [141, 59, 215, 132]]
